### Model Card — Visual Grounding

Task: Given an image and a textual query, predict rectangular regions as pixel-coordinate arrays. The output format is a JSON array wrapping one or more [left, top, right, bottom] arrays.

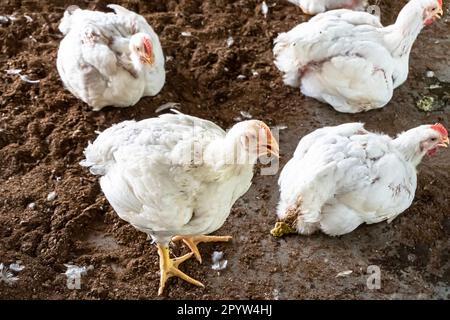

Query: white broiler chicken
[[288, 0, 368, 15], [81, 110, 279, 294], [271, 123, 448, 238], [274, 0, 444, 113], [57, 4, 165, 111]]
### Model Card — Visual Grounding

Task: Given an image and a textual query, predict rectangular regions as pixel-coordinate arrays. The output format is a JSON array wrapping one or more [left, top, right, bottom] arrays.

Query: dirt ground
[[0, 0, 449, 300]]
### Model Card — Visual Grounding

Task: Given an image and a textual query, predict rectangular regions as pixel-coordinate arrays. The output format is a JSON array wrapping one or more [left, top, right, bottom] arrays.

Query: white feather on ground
[[0, 263, 20, 285], [211, 251, 228, 270]]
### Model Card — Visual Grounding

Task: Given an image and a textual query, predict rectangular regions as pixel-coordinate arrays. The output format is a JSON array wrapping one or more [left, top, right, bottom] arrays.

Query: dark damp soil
[[0, 0, 449, 299]]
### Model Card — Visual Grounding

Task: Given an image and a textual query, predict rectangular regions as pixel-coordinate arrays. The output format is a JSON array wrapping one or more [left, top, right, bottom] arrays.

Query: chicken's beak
[[435, 7, 444, 19], [141, 53, 155, 65], [264, 126, 280, 158], [438, 136, 449, 148]]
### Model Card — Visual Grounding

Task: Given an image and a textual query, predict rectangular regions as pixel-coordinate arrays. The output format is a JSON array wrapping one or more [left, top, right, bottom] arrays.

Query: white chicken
[[81, 110, 279, 295], [288, 0, 368, 15], [272, 123, 448, 238], [274, 0, 444, 113], [57, 4, 165, 111]]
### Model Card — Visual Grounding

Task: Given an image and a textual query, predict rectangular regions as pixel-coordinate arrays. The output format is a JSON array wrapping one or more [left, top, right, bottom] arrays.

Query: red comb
[[431, 123, 448, 136], [143, 37, 152, 55], [438, 0, 443, 7]]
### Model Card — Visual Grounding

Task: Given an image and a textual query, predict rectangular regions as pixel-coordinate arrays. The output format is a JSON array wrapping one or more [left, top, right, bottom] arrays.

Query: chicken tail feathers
[[273, 33, 302, 88], [107, 4, 134, 17], [59, 5, 81, 35], [80, 121, 137, 176], [80, 141, 108, 176]]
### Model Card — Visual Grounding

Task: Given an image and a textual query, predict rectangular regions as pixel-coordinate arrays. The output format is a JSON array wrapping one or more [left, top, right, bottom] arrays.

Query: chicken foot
[[157, 244, 204, 295], [172, 235, 232, 263]]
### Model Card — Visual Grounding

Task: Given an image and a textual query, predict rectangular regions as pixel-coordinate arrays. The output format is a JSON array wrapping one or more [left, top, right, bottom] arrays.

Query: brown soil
[[0, 0, 449, 300]]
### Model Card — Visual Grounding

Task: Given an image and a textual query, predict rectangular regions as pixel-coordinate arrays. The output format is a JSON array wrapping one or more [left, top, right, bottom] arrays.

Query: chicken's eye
[[431, 7, 437, 11], [430, 137, 437, 142]]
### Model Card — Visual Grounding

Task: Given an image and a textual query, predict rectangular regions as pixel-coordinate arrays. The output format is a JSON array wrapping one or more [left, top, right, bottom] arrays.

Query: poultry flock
[[33, 0, 445, 295]]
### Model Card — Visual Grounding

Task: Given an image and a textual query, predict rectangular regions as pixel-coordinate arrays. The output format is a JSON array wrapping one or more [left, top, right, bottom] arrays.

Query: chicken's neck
[[384, 1, 424, 58], [392, 131, 425, 167], [204, 139, 257, 173]]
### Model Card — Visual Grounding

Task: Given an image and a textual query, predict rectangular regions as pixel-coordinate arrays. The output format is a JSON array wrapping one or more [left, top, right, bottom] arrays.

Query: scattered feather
[[426, 70, 435, 78], [9, 262, 25, 272], [7, 15, 18, 21], [240, 111, 252, 119], [273, 288, 280, 300], [181, 31, 192, 37], [336, 270, 353, 277], [407, 254, 417, 263], [46, 191, 57, 202], [24, 14, 33, 22], [428, 84, 441, 90], [64, 264, 94, 278], [6, 69, 40, 83], [251, 69, 259, 77], [155, 102, 181, 113], [165, 55, 174, 62], [275, 125, 288, 130], [19, 74, 40, 84], [226, 36, 234, 47], [237, 74, 246, 80], [0, 263, 19, 285], [211, 251, 228, 271], [6, 69, 22, 75], [261, 1, 269, 18], [27, 202, 36, 210], [0, 16, 9, 24]]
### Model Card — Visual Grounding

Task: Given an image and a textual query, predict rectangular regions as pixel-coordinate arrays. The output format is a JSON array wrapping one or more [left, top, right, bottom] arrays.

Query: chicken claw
[[172, 235, 232, 263], [157, 244, 204, 295]]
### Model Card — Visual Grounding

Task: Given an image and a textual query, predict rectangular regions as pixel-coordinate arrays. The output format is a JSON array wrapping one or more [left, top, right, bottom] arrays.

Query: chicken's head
[[129, 33, 155, 65], [420, 123, 448, 156], [228, 120, 279, 164], [422, 0, 443, 26]]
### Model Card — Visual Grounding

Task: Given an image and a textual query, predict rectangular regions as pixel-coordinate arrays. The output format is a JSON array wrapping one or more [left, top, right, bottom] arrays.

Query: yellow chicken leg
[[172, 235, 232, 263], [157, 244, 204, 295]]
